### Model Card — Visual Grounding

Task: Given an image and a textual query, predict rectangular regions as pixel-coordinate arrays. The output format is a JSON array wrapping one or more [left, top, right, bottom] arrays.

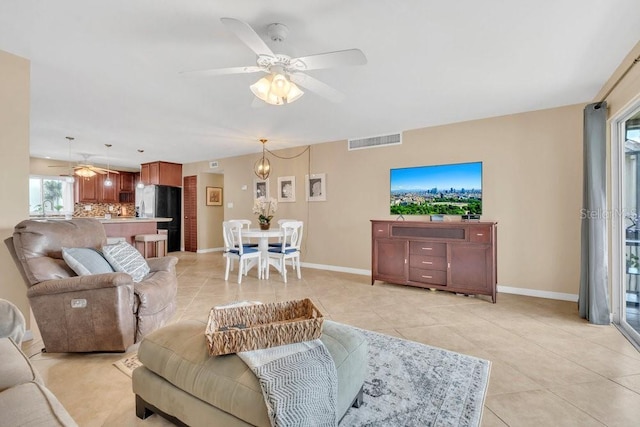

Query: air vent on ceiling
[[209, 161, 219, 169], [348, 132, 402, 151]]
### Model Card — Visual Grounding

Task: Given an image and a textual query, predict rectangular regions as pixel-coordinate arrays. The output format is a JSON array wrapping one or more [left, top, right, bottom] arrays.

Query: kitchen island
[[99, 217, 172, 247]]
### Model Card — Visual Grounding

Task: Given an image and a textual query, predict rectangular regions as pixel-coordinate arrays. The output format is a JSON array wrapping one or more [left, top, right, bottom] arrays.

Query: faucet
[[41, 200, 54, 217]]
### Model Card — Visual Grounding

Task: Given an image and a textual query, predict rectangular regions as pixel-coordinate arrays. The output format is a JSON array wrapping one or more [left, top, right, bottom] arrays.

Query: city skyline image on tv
[[390, 161, 482, 215]]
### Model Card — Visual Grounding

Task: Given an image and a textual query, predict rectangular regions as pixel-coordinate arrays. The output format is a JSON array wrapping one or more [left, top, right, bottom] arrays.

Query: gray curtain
[[579, 102, 610, 324]]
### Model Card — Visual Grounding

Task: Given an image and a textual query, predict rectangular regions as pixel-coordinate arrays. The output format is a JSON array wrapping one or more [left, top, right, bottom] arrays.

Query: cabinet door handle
[[476, 233, 484, 236], [378, 229, 384, 232], [422, 261, 433, 265], [422, 275, 433, 279], [422, 247, 433, 250]]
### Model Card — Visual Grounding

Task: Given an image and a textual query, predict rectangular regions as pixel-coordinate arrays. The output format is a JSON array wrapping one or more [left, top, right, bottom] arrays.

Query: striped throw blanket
[[238, 339, 338, 427]]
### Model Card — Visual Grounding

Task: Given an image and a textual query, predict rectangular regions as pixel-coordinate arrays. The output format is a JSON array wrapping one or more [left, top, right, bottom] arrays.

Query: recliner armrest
[[26, 272, 133, 297], [146, 256, 178, 273]]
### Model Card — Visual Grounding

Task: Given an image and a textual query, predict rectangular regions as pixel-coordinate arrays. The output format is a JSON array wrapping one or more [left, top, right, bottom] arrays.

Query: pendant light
[[65, 136, 75, 183], [254, 139, 271, 180], [136, 149, 145, 188], [104, 144, 113, 187]]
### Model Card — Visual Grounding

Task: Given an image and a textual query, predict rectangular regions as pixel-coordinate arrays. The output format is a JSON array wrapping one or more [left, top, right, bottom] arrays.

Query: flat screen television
[[390, 161, 482, 216]]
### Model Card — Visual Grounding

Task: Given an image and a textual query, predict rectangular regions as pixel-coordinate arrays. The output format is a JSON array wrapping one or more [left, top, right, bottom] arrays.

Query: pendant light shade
[[137, 149, 145, 188], [103, 144, 113, 187], [65, 136, 75, 183], [254, 139, 271, 180]]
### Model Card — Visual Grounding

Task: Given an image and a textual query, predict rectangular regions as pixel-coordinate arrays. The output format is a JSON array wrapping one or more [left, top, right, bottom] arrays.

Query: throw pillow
[[62, 247, 115, 276], [102, 241, 150, 283]]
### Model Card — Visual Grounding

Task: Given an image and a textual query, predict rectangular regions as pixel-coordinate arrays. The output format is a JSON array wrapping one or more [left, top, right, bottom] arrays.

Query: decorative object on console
[[277, 176, 296, 202], [390, 161, 482, 216], [305, 173, 326, 202], [254, 139, 271, 179], [253, 197, 277, 229], [206, 186, 223, 206]]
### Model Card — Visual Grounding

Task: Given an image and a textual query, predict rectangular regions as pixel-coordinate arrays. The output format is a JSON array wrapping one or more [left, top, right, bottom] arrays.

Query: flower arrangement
[[253, 197, 277, 225]]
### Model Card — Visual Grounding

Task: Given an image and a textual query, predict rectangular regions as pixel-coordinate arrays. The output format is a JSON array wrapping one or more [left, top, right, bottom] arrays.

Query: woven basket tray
[[205, 299, 324, 356]]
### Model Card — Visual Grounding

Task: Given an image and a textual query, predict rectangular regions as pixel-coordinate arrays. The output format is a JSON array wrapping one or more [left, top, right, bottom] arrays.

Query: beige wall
[[205, 104, 583, 295], [0, 50, 30, 324]]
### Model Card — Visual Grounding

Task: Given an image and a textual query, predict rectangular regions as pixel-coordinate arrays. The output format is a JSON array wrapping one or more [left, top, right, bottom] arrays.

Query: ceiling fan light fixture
[[75, 168, 97, 178], [250, 73, 304, 105]]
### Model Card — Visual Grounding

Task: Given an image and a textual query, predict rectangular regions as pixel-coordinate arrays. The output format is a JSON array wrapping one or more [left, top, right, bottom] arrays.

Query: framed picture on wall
[[206, 187, 223, 206], [305, 173, 326, 202], [277, 176, 296, 202], [253, 178, 269, 200]]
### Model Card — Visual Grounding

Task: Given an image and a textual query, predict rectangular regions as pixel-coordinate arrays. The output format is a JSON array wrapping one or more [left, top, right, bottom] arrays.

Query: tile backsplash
[[73, 202, 136, 218]]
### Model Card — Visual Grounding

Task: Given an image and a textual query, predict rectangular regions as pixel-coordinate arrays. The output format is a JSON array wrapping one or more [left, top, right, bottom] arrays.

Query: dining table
[[243, 228, 284, 278]]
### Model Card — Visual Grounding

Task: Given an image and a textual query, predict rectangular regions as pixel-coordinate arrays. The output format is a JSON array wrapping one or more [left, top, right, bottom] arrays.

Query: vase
[[260, 222, 271, 230]]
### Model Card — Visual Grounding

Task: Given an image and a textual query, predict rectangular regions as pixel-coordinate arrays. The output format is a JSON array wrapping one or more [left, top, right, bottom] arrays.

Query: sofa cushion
[[0, 337, 42, 392], [102, 242, 150, 283], [0, 381, 78, 426], [135, 319, 367, 426], [62, 247, 114, 276]]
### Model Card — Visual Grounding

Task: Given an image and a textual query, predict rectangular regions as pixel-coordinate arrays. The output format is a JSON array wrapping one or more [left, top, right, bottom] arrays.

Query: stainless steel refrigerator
[[137, 185, 181, 253]]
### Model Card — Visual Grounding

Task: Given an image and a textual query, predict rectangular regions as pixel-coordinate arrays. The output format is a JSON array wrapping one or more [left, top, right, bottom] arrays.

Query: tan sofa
[[0, 299, 77, 426], [6, 218, 178, 353]]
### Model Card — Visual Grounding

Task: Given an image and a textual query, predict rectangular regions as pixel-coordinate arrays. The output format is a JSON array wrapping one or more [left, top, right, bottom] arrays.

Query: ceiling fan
[[182, 17, 367, 105], [49, 137, 120, 178]]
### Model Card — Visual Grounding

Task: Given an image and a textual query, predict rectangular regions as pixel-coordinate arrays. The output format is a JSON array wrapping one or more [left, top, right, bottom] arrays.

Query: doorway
[[183, 175, 197, 252], [613, 101, 640, 345]]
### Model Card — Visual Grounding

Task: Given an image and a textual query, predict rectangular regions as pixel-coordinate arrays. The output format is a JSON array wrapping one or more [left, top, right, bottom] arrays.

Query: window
[[29, 176, 74, 216]]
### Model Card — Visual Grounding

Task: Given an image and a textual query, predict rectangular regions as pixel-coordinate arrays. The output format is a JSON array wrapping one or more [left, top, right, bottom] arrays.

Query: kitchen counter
[[98, 217, 172, 224]]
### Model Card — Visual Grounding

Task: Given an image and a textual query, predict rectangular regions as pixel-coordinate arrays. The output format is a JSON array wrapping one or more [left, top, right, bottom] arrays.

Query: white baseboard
[[197, 247, 224, 254], [299, 262, 371, 276], [191, 252, 578, 302], [497, 285, 578, 302]]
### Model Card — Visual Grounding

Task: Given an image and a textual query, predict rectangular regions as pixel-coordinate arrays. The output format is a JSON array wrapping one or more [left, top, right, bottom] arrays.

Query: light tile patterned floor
[[21, 251, 640, 426]]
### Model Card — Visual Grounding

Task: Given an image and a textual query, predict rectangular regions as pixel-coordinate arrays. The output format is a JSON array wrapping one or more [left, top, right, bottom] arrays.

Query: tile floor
[[21, 251, 640, 426]]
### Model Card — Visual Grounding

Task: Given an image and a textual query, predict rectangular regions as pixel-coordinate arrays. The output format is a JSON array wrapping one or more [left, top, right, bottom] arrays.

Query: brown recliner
[[5, 218, 178, 353]]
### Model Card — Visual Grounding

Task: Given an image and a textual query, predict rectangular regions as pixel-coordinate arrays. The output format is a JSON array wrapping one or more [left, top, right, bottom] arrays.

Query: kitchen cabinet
[[371, 220, 497, 302], [140, 161, 182, 187], [119, 172, 135, 192], [99, 174, 118, 203], [75, 175, 99, 203], [75, 171, 137, 203]]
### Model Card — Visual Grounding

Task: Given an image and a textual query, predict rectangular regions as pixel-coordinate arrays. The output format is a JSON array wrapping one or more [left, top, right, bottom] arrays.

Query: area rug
[[114, 327, 490, 427]]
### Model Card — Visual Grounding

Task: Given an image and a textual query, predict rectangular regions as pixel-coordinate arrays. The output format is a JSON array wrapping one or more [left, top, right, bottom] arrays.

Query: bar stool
[[135, 233, 168, 258]]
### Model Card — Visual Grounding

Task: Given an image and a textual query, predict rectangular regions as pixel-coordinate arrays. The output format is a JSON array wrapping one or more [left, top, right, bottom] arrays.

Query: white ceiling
[[1, 0, 639, 169]]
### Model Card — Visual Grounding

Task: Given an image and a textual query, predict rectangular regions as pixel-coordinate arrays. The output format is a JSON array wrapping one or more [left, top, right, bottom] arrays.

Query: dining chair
[[266, 221, 303, 283], [268, 219, 298, 247], [222, 221, 261, 284], [228, 219, 259, 247]]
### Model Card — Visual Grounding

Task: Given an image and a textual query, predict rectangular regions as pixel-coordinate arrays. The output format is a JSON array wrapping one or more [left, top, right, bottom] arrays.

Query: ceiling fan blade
[[181, 66, 264, 77], [290, 49, 367, 71], [221, 17, 274, 57], [91, 167, 120, 174], [289, 73, 345, 103]]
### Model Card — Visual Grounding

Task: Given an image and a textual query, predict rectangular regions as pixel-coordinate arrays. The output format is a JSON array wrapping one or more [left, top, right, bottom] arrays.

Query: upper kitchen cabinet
[[75, 175, 99, 203], [140, 161, 182, 187]]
